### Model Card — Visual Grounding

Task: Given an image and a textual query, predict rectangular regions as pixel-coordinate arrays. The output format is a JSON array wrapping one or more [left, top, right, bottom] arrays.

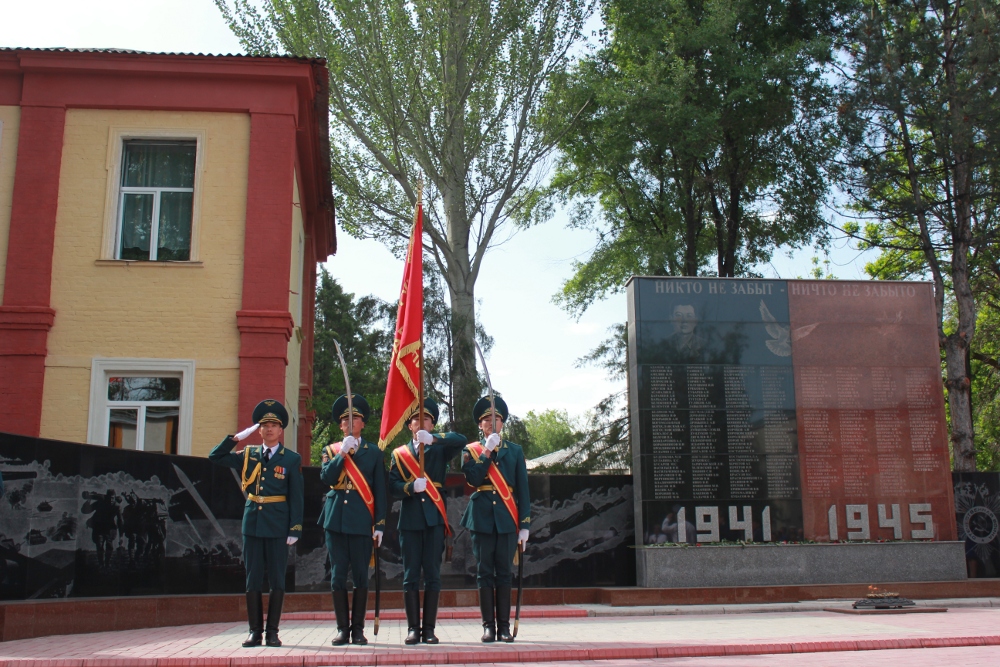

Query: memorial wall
[[627, 278, 956, 546]]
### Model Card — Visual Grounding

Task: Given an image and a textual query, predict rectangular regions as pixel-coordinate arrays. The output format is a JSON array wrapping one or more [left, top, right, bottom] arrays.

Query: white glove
[[286, 536, 299, 545], [413, 477, 428, 493], [235, 424, 260, 441], [485, 433, 501, 452], [373, 530, 383, 547], [518, 529, 529, 549], [341, 435, 359, 454], [416, 430, 434, 445]]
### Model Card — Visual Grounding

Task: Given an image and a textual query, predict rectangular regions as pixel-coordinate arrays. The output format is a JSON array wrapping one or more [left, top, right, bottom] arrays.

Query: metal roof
[[0, 46, 324, 64]]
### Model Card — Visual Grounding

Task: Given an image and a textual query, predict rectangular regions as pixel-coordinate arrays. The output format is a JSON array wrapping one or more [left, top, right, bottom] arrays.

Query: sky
[[2, 0, 878, 422]]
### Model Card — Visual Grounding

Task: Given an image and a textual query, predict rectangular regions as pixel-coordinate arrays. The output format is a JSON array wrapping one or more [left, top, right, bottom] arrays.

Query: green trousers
[[471, 528, 516, 588], [325, 530, 373, 590], [400, 525, 445, 592], [243, 535, 289, 592]]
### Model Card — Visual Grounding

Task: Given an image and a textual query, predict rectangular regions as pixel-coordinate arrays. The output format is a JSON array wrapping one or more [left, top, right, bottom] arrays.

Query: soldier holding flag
[[462, 395, 530, 643], [320, 393, 386, 646], [388, 399, 467, 644], [379, 180, 470, 644]]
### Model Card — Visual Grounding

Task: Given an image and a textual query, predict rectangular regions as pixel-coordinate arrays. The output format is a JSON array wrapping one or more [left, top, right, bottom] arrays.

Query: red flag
[[379, 202, 423, 449]]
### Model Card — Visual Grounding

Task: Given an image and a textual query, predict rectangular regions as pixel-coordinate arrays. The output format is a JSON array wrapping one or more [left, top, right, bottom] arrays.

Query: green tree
[[544, 0, 844, 316], [838, 0, 1000, 470], [522, 409, 583, 459], [216, 0, 591, 440], [971, 301, 1000, 470], [310, 268, 395, 463], [310, 266, 493, 465]]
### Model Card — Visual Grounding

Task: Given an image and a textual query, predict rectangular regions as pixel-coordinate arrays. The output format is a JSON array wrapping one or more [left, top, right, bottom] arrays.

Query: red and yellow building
[[0, 48, 335, 459]]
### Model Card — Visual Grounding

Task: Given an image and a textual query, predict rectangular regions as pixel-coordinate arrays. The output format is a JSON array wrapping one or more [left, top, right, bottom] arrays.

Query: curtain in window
[[120, 193, 153, 261], [122, 142, 196, 188], [110, 409, 138, 450], [158, 192, 192, 261]]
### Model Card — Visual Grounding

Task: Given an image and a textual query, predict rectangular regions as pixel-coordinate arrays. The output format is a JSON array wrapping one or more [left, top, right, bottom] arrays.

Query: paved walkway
[[1, 604, 999, 666]]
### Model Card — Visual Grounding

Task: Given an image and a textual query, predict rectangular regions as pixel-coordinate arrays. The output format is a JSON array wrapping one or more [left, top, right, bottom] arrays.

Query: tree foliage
[[521, 409, 583, 459], [216, 0, 591, 439], [543, 0, 844, 317], [310, 268, 395, 463], [309, 267, 492, 465], [972, 301, 1000, 470]]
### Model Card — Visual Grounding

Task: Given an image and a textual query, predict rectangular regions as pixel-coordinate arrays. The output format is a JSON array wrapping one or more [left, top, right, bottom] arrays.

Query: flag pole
[[416, 176, 426, 478]]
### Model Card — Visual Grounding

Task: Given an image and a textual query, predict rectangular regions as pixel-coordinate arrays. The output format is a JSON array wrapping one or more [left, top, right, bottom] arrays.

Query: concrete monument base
[[636, 541, 967, 588]]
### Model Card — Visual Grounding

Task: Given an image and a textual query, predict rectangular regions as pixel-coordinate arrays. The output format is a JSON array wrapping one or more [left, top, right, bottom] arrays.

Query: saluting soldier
[[461, 396, 530, 643], [320, 394, 386, 646], [388, 398, 467, 644], [209, 399, 304, 648]]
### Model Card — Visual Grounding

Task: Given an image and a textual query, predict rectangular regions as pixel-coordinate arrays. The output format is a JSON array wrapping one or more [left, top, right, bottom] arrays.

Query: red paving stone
[[1, 608, 1000, 666], [456, 647, 1000, 665], [285, 606, 588, 622]]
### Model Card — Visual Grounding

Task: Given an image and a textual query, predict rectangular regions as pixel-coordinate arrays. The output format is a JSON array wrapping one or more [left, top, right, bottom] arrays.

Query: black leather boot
[[331, 589, 350, 646], [421, 589, 440, 644], [264, 590, 284, 647], [496, 586, 513, 642], [479, 587, 496, 643], [404, 589, 422, 645], [351, 587, 369, 645], [242, 591, 264, 647]]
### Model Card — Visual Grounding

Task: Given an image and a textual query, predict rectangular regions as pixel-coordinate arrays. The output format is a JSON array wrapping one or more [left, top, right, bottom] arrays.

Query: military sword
[[332, 339, 354, 442], [473, 341, 498, 437]]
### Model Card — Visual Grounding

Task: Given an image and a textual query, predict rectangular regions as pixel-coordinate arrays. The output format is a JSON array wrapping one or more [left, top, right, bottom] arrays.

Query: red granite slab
[[789, 281, 956, 542]]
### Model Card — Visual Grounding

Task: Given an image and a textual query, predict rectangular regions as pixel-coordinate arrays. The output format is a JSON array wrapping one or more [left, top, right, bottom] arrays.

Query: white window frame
[[88, 358, 196, 455], [106, 395, 180, 453], [100, 128, 207, 262], [117, 157, 195, 261]]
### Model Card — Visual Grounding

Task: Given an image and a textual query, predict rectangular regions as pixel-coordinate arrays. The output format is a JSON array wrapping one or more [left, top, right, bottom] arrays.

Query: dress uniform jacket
[[461, 439, 530, 534], [320, 437, 387, 535], [210, 437, 305, 539], [389, 432, 468, 529]]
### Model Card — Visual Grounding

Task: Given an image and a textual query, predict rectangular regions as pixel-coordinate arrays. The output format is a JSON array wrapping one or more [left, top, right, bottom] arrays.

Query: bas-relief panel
[[0, 433, 634, 600], [955, 472, 1000, 578]]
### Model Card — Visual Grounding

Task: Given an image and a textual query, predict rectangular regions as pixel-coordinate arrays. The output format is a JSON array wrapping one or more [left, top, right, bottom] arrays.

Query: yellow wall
[[285, 171, 305, 437], [40, 109, 250, 456], [0, 105, 20, 303]]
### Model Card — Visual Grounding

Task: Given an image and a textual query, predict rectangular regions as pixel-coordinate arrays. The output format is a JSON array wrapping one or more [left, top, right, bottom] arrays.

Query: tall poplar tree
[[216, 0, 590, 437]]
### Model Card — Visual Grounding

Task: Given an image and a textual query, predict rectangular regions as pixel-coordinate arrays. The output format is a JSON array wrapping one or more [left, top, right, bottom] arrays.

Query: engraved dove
[[759, 300, 792, 356]]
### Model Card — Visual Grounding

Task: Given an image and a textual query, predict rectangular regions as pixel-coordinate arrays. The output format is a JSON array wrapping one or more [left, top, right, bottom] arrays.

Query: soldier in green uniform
[[388, 398, 467, 644], [461, 396, 530, 643], [209, 399, 304, 648], [320, 394, 386, 646]]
